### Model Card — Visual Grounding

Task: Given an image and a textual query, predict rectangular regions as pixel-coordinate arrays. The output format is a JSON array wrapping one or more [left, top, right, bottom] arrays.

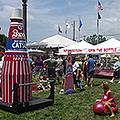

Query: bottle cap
[[11, 8, 23, 20]]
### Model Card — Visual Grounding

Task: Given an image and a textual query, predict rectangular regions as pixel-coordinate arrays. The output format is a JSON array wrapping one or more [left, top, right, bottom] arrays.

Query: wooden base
[[0, 97, 53, 114], [0, 80, 54, 114]]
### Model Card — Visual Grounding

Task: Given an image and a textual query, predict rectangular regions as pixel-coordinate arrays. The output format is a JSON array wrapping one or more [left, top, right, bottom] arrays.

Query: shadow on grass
[[93, 84, 101, 87], [82, 84, 101, 88]]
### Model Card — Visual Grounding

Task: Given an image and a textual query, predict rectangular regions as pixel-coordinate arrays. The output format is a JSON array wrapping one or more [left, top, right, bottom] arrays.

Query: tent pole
[[106, 53, 107, 68]]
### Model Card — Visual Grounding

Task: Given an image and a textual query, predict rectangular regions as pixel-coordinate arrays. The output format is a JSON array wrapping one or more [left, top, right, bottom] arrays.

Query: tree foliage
[[0, 34, 7, 51], [86, 34, 106, 45]]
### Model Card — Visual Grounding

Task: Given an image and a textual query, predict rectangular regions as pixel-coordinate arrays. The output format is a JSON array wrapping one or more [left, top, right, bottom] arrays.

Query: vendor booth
[[87, 38, 120, 54], [59, 40, 95, 55]]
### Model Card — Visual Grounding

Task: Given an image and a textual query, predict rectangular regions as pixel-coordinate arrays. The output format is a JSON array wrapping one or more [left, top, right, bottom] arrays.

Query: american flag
[[98, 1, 103, 11]]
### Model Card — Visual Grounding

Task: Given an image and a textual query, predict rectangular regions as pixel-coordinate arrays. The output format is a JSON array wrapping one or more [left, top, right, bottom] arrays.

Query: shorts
[[73, 74, 77, 84], [87, 70, 94, 79], [113, 70, 120, 78], [33, 67, 43, 72], [46, 68, 56, 79], [83, 71, 88, 80], [56, 69, 63, 77]]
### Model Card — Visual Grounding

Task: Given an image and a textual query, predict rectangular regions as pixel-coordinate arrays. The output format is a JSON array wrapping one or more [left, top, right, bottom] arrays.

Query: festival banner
[[87, 47, 119, 53]]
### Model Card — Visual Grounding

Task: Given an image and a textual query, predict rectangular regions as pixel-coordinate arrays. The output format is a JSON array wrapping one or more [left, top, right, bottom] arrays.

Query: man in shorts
[[85, 54, 96, 87]]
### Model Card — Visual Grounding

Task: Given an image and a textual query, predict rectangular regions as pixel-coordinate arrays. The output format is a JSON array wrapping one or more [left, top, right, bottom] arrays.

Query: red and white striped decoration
[[1, 9, 32, 103], [1, 53, 32, 103]]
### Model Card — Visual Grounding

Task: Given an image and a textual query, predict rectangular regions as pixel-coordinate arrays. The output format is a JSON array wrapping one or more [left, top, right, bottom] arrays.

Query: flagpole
[[65, 19, 67, 37], [97, 0, 99, 44], [97, 19, 99, 44], [79, 15, 80, 42], [73, 20, 75, 41]]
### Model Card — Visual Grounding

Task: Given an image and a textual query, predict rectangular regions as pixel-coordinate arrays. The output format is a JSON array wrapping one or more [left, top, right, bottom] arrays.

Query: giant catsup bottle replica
[[1, 8, 32, 103], [63, 50, 75, 95]]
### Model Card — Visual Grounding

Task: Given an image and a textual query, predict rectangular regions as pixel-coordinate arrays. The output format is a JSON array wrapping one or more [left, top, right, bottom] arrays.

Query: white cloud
[[28, 6, 54, 15], [0, 5, 13, 20], [103, 18, 118, 22], [0, 0, 21, 7], [1, 0, 120, 43], [28, 14, 35, 21], [66, 0, 72, 6]]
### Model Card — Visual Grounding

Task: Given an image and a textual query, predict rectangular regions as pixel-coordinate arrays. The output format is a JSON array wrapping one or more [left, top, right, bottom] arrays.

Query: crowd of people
[[30, 53, 98, 92], [30, 53, 120, 91], [72, 54, 96, 90]]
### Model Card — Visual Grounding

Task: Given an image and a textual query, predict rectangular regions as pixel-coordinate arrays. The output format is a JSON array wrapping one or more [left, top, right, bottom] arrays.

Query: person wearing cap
[[110, 56, 120, 83], [43, 54, 58, 81]]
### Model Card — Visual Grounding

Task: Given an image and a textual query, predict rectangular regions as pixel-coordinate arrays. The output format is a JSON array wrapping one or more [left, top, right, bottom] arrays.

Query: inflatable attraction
[[93, 102, 118, 116]]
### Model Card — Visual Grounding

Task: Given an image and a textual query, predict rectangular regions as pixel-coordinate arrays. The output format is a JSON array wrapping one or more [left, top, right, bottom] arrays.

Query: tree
[[86, 34, 106, 45], [0, 34, 8, 51]]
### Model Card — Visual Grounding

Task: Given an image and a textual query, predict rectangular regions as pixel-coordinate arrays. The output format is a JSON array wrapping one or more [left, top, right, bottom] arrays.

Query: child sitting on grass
[[96, 82, 117, 117]]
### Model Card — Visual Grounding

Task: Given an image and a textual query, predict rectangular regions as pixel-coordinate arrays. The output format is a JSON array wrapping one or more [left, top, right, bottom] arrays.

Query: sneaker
[[118, 81, 120, 83], [109, 80, 113, 83], [59, 89, 64, 94]]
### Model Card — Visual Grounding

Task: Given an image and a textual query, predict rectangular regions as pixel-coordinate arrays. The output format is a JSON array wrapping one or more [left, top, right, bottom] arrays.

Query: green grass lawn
[[0, 77, 120, 120]]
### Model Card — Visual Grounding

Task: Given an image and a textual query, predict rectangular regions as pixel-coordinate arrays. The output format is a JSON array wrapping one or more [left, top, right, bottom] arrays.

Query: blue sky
[[0, 0, 120, 44]]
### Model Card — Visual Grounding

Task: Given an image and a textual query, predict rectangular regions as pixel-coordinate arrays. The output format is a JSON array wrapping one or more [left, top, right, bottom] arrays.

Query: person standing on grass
[[96, 82, 117, 118], [72, 56, 80, 91], [85, 54, 96, 87], [56, 55, 63, 84], [76, 56, 83, 90], [82, 57, 88, 85], [59, 56, 67, 94], [43, 54, 58, 81], [109, 56, 120, 83]]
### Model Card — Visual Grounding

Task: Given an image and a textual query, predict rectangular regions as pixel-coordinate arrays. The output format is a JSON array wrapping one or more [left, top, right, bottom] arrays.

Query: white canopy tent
[[27, 34, 77, 49], [38, 34, 77, 48], [87, 38, 120, 54], [59, 40, 95, 55], [28, 49, 46, 55], [27, 41, 47, 49], [86, 38, 120, 66]]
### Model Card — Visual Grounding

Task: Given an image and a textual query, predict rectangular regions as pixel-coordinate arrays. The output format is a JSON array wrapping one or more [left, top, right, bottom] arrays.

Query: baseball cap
[[114, 56, 119, 61]]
